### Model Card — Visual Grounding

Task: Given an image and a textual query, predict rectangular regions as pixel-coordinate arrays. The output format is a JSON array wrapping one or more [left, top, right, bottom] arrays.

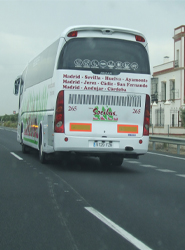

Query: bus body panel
[[54, 69, 150, 140], [19, 78, 55, 151], [64, 90, 145, 138], [61, 25, 148, 47], [53, 70, 150, 155], [54, 133, 149, 155]]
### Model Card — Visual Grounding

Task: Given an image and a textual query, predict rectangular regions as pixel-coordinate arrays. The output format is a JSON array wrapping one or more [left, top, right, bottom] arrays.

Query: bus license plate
[[93, 141, 112, 148]]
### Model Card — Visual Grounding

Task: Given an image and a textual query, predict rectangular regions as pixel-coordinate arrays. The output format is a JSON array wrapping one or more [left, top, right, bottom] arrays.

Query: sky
[[0, 0, 185, 116]]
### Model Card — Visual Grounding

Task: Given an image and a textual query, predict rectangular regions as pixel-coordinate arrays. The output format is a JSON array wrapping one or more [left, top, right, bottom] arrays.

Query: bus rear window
[[57, 38, 150, 75]]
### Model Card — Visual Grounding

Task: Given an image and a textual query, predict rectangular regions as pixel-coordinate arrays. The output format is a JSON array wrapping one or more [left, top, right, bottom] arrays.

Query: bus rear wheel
[[22, 143, 27, 154]]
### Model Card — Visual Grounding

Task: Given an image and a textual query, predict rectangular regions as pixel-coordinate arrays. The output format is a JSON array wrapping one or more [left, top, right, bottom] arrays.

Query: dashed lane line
[[156, 169, 176, 173], [125, 161, 140, 164], [176, 174, 185, 178], [10, 152, 23, 161], [127, 160, 185, 178], [147, 152, 185, 161], [85, 207, 153, 250], [141, 165, 156, 168]]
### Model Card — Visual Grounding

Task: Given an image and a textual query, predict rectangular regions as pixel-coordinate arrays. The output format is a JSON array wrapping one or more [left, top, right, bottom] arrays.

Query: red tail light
[[143, 94, 150, 136], [67, 31, 78, 37], [135, 35, 145, 42], [54, 91, 64, 133]]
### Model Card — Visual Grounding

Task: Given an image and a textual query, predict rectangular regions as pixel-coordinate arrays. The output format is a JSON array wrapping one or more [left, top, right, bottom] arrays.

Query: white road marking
[[126, 161, 140, 164], [85, 207, 153, 250], [10, 152, 23, 161], [156, 169, 176, 173], [176, 174, 185, 178], [148, 152, 185, 161], [141, 165, 156, 168]]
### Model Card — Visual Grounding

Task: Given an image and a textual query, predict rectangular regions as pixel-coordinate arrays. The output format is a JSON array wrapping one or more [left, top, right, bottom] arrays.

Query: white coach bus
[[14, 25, 151, 166]]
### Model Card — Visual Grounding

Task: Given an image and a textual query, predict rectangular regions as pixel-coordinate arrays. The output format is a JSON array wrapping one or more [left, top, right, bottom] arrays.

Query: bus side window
[[19, 78, 24, 109]]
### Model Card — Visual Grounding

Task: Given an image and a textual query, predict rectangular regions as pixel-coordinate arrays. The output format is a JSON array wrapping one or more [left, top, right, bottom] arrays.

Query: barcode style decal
[[68, 94, 141, 107]]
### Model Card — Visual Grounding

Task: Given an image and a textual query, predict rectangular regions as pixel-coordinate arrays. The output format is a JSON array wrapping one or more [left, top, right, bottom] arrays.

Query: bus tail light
[[54, 91, 65, 133], [67, 31, 78, 37], [143, 94, 150, 136], [135, 35, 145, 42]]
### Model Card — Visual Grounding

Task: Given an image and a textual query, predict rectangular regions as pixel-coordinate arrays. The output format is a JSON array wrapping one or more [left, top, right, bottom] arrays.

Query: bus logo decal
[[130, 62, 139, 71], [74, 59, 83, 67], [107, 61, 115, 68], [122, 62, 130, 70], [99, 60, 107, 68], [83, 59, 91, 68], [91, 60, 99, 68], [73, 59, 139, 71], [93, 106, 118, 122]]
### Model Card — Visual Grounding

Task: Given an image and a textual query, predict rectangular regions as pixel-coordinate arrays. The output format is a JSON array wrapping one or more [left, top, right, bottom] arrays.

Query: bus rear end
[[54, 26, 150, 165]]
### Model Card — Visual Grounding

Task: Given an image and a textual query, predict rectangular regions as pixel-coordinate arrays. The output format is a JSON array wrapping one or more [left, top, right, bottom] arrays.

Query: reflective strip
[[117, 125, 138, 133], [69, 123, 92, 132]]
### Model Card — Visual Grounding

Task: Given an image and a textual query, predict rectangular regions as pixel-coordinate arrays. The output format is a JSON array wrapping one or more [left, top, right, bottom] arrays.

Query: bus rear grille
[[68, 94, 141, 107]]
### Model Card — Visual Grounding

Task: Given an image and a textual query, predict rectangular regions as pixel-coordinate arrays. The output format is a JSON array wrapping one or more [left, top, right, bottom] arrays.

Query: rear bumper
[[54, 134, 149, 156]]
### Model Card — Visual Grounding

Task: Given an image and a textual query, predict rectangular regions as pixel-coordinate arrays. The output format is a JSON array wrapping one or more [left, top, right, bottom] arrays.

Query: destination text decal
[[62, 73, 149, 93]]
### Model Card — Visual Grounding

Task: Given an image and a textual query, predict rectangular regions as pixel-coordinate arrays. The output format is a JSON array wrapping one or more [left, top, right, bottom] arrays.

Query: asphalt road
[[0, 127, 185, 250]]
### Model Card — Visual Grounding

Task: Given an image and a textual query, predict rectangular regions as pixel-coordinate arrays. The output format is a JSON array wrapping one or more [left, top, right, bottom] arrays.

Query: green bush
[[11, 122, 18, 128], [4, 121, 11, 127], [3, 121, 17, 128], [180, 108, 185, 127], [0, 114, 18, 128]]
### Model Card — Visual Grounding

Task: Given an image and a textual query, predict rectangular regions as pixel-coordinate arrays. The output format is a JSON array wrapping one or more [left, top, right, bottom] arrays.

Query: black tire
[[22, 143, 27, 154], [112, 157, 123, 166], [39, 129, 46, 164], [100, 156, 112, 168]]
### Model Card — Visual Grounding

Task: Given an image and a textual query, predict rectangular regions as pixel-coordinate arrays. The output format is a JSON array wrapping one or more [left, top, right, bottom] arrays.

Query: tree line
[[180, 109, 185, 127], [0, 114, 18, 122], [0, 114, 18, 127]]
